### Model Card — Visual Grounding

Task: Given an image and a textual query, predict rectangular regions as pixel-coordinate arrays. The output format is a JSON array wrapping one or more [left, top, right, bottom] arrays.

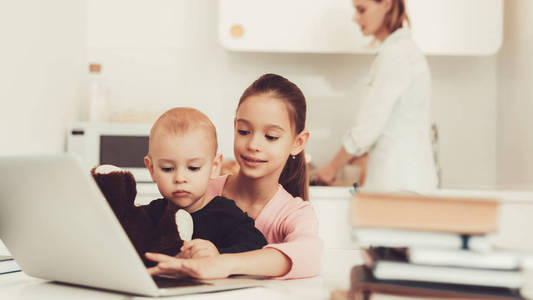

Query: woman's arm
[[316, 48, 413, 186], [314, 146, 355, 185]]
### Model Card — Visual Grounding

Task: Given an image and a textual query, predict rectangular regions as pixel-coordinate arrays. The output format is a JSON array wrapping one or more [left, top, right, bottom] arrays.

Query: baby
[[143, 107, 266, 258]]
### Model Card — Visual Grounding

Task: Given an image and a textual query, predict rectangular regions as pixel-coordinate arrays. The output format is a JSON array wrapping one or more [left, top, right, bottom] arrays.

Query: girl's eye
[[237, 129, 250, 136], [358, 8, 365, 14], [188, 166, 200, 171], [161, 167, 174, 172], [265, 135, 279, 141]]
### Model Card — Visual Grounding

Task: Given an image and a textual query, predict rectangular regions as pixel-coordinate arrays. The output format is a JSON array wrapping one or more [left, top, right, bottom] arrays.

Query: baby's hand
[[177, 239, 219, 259]]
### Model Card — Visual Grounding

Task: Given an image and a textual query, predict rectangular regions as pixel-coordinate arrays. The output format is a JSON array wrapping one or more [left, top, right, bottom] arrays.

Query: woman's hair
[[377, 0, 410, 34], [237, 74, 309, 201]]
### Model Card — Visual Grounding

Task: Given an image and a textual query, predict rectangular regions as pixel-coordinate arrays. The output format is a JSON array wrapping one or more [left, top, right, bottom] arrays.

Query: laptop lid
[[0, 154, 161, 296], [0, 154, 265, 297]]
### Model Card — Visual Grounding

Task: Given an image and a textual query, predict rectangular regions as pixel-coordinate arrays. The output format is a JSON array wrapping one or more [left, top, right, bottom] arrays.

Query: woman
[[315, 0, 438, 192]]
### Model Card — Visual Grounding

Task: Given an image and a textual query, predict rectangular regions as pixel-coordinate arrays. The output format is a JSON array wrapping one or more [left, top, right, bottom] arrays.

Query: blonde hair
[[379, 0, 410, 34], [148, 107, 218, 155]]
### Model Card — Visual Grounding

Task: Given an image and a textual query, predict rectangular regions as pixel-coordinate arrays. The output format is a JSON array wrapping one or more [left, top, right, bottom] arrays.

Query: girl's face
[[234, 94, 306, 181], [352, 0, 391, 39]]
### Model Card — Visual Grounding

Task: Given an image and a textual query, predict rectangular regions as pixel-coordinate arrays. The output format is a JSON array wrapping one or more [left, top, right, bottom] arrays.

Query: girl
[[146, 74, 322, 279], [316, 0, 438, 192]]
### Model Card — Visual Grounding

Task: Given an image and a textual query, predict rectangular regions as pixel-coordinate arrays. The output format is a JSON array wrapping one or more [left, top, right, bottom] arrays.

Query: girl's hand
[[177, 239, 220, 259], [145, 252, 232, 279]]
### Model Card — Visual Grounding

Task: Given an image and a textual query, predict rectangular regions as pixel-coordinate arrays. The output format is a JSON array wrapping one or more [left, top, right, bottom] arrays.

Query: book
[[0, 259, 21, 275], [352, 228, 492, 252], [349, 265, 525, 300], [350, 192, 499, 234], [0, 255, 13, 261], [408, 247, 520, 270], [363, 248, 524, 289]]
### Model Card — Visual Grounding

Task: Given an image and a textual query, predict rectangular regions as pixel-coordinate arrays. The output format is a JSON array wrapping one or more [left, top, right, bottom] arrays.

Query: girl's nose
[[246, 134, 261, 152]]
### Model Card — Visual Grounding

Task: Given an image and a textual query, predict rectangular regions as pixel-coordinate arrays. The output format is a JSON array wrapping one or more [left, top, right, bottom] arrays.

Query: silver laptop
[[0, 154, 264, 296]]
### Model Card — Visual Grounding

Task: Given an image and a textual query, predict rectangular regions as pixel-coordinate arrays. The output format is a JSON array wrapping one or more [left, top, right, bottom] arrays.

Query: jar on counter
[[88, 63, 111, 122]]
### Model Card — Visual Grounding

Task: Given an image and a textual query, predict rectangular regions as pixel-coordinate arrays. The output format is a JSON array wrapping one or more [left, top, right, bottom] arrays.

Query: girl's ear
[[290, 130, 310, 156], [382, 0, 393, 12], [144, 156, 156, 180], [210, 153, 223, 179]]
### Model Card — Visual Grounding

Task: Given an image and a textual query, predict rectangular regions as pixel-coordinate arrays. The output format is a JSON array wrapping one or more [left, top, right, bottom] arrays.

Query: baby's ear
[[210, 153, 223, 178], [144, 156, 155, 180]]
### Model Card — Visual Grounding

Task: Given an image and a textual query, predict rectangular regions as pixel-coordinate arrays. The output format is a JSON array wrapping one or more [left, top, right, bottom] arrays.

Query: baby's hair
[[237, 74, 309, 201], [148, 107, 218, 156]]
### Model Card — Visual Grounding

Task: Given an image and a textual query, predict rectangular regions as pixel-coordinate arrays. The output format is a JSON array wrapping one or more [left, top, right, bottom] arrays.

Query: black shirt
[[145, 196, 267, 254]]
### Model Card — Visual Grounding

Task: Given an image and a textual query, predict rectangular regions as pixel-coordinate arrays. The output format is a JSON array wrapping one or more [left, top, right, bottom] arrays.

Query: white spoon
[[175, 209, 193, 241]]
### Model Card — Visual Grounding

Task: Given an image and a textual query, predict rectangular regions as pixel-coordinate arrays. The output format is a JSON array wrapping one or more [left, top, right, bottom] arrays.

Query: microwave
[[66, 122, 153, 183]]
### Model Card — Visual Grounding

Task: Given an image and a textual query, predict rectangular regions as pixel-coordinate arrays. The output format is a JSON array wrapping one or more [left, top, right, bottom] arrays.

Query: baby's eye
[[265, 135, 279, 141], [237, 129, 250, 136], [188, 166, 200, 171], [161, 167, 174, 172]]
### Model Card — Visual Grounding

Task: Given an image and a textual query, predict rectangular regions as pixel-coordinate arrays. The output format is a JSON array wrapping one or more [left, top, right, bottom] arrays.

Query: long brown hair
[[237, 74, 309, 201], [377, 0, 410, 34]]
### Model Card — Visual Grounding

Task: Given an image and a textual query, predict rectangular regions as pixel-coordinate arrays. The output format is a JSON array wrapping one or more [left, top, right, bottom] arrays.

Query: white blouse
[[342, 28, 438, 193]]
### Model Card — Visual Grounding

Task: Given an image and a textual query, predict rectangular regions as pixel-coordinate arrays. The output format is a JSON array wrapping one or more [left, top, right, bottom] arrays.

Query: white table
[[0, 186, 360, 299], [0, 248, 363, 300], [4, 186, 533, 299]]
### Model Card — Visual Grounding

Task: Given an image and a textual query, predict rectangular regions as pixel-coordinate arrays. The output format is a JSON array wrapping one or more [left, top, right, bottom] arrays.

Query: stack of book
[[347, 191, 528, 299]]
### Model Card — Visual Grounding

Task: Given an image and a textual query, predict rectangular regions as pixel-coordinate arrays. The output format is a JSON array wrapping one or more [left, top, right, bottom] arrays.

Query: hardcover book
[[349, 265, 525, 300], [350, 192, 499, 234]]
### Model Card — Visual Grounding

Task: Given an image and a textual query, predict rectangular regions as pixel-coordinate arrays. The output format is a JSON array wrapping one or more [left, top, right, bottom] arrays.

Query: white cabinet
[[218, 0, 503, 55]]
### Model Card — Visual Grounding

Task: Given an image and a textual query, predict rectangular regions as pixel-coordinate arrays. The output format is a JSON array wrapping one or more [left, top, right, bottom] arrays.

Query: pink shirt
[[205, 175, 323, 280]]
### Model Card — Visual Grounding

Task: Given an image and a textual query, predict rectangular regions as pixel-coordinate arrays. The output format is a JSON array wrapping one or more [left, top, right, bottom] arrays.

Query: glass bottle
[[88, 63, 111, 122]]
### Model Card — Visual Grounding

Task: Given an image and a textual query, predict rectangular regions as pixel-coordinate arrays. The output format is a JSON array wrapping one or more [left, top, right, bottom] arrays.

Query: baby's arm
[[217, 212, 267, 254], [178, 239, 219, 258]]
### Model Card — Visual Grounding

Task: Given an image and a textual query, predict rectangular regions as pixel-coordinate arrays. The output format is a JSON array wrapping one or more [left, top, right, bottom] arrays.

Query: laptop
[[0, 154, 264, 296]]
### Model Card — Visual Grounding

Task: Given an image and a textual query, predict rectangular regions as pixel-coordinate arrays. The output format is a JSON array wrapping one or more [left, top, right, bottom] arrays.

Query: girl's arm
[[146, 248, 290, 279], [146, 206, 322, 279], [225, 248, 292, 277], [261, 204, 322, 279]]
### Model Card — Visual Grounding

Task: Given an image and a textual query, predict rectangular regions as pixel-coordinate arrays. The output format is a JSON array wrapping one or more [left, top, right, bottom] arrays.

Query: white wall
[[430, 56, 499, 188], [497, 0, 533, 189], [0, 0, 86, 155], [86, 0, 502, 188], [3, 1, 526, 189]]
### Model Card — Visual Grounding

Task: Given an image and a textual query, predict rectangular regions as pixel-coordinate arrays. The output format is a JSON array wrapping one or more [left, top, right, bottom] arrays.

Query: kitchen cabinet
[[218, 0, 502, 55]]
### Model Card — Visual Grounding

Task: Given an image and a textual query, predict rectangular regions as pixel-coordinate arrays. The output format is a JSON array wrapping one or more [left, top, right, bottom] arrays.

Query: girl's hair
[[237, 74, 309, 201], [377, 0, 410, 34]]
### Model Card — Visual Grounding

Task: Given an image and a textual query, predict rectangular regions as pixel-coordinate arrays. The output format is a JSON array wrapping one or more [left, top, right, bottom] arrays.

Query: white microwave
[[66, 122, 153, 183]]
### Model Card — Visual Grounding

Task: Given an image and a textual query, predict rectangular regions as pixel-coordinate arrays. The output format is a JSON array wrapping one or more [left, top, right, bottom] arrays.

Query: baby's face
[[146, 128, 216, 212]]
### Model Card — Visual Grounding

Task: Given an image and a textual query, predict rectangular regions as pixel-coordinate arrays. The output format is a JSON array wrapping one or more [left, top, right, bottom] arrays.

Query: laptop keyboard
[[153, 276, 211, 288]]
